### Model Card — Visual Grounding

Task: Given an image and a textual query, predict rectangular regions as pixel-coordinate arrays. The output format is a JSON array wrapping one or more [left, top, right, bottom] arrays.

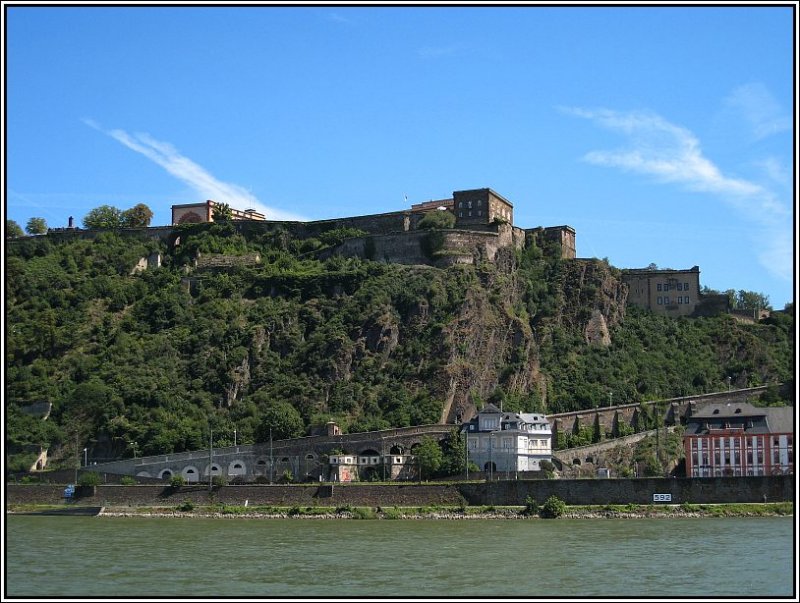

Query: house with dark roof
[[684, 402, 794, 477], [461, 403, 552, 477]]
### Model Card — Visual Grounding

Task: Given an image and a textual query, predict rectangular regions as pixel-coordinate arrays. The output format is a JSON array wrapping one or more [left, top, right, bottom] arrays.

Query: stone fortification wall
[[8, 476, 792, 507], [327, 225, 523, 267], [550, 385, 772, 436], [259, 211, 418, 239]]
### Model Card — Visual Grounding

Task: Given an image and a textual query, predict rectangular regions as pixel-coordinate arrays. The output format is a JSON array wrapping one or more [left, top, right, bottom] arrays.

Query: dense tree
[[6, 219, 24, 238], [212, 202, 233, 222], [25, 217, 48, 235], [254, 400, 305, 442], [415, 436, 443, 480], [418, 210, 455, 230], [121, 203, 154, 228], [439, 428, 467, 477], [702, 287, 771, 311], [83, 205, 123, 229], [735, 290, 771, 311]]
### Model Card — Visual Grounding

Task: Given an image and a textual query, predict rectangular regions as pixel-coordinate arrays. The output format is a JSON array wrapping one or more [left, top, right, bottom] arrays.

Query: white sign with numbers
[[653, 493, 672, 502]]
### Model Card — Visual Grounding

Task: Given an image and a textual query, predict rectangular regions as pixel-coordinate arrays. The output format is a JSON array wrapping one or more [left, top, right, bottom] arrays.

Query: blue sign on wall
[[63, 485, 75, 498]]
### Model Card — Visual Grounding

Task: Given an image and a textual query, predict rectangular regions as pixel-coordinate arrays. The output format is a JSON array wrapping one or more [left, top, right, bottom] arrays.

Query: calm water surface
[[5, 515, 794, 598]]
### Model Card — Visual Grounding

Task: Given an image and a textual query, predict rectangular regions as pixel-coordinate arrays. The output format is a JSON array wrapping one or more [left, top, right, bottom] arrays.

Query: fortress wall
[[330, 229, 513, 267]]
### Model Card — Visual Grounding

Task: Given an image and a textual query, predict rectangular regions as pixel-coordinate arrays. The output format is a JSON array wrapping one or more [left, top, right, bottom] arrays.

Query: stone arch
[[182, 466, 200, 482], [204, 463, 222, 476], [228, 460, 246, 477], [359, 448, 380, 457], [483, 461, 496, 473], [410, 443, 421, 454], [572, 458, 582, 466], [305, 453, 316, 461], [585, 456, 594, 465], [159, 469, 174, 480], [178, 211, 203, 224], [390, 444, 404, 454]]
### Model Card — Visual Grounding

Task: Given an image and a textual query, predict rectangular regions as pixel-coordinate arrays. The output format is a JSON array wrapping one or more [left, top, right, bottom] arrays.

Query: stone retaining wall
[[7, 476, 791, 508]]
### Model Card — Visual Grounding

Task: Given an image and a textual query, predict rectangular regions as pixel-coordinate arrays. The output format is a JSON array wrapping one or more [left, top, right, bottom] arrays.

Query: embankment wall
[[7, 476, 792, 508]]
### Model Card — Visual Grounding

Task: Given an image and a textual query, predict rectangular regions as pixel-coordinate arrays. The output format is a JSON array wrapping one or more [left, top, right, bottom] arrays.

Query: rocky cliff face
[[438, 256, 628, 423]]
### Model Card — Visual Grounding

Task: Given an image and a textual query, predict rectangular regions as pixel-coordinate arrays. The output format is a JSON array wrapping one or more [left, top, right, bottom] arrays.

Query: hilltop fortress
[[169, 188, 715, 317], [172, 187, 577, 267], [42, 186, 716, 317]]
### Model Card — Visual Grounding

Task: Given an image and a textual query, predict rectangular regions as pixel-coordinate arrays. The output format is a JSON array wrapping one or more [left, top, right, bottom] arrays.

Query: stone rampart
[[7, 475, 792, 507], [550, 386, 772, 436], [83, 424, 456, 483]]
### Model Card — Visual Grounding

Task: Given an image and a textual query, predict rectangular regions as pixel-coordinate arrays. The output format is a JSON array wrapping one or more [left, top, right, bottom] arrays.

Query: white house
[[461, 403, 552, 476]]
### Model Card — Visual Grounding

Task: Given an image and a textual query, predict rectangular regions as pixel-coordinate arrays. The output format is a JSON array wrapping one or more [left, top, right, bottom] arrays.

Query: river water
[[4, 515, 794, 598]]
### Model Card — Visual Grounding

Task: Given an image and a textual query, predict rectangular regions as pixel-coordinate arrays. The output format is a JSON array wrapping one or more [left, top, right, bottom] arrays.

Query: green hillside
[[5, 223, 793, 471]]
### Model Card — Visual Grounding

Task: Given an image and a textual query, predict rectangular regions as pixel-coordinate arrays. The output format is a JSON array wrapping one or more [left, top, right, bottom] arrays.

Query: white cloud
[[83, 119, 308, 222], [754, 157, 791, 189], [563, 106, 792, 282], [724, 83, 791, 140], [327, 12, 355, 25]]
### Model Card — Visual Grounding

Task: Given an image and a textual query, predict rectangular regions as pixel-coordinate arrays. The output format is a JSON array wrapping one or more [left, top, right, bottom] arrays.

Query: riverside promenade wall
[[7, 476, 792, 508]]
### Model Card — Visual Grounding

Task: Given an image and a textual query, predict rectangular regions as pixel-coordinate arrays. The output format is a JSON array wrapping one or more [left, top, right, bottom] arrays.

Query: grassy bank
[[7, 501, 793, 519]]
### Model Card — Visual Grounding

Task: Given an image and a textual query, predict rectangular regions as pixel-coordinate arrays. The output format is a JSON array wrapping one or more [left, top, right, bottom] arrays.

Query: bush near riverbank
[[8, 501, 792, 519]]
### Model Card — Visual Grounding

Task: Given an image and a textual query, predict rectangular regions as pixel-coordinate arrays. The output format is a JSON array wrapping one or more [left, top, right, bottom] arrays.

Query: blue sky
[[5, 4, 796, 309]]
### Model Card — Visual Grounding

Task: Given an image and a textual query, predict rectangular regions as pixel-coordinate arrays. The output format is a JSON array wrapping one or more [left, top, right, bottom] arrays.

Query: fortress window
[[468, 201, 472, 209], [684, 282, 689, 290], [459, 211, 463, 217], [468, 211, 472, 217], [657, 296, 662, 305], [685, 296, 689, 304], [477, 210, 482, 216], [458, 201, 463, 208], [677, 283, 683, 291], [657, 284, 662, 291], [678, 297, 683, 304]]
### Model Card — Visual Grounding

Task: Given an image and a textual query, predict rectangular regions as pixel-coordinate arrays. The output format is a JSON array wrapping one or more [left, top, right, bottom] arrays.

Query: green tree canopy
[[254, 400, 305, 442], [25, 217, 48, 235], [121, 203, 154, 228], [6, 219, 24, 238], [418, 210, 456, 230], [440, 428, 467, 477], [212, 203, 233, 222], [415, 436, 443, 480], [83, 205, 123, 229]]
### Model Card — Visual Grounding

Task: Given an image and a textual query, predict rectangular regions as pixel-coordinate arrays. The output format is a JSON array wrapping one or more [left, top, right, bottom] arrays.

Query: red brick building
[[684, 402, 794, 477]]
